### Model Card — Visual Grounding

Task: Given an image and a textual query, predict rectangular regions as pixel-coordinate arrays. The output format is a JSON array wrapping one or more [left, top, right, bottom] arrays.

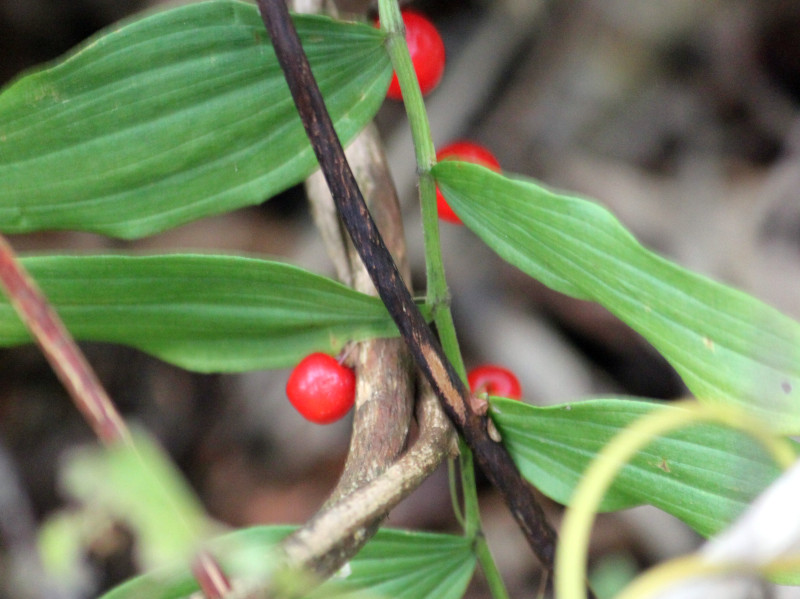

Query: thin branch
[[287, 118, 425, 575], [308, 124, 416, 502], [192, 550, 233, 598], [255, 0, 558, 571], [222, 384, 454, 599], [280, 382, 455, 575], [0, 234, 232, 596], [0, 235, 128, 445], [282, 0, 455, 575]]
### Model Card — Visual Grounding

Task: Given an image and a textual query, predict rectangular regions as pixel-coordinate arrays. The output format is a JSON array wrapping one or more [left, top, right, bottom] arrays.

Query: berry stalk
[[377, 3, 508, 596], [376, 0, 449, 319]]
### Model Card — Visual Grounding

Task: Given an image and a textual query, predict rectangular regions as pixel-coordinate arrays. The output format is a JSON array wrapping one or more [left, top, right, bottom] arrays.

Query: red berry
[[435, 141, 501, 224], [468, 365, 522, 400], [286, 353, 356, 424], [377, 10, 445, 100]]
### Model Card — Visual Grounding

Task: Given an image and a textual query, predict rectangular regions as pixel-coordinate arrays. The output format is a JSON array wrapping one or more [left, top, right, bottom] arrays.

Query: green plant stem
[[475, 534, 511, 599], [447, 453, 465, 527], [376, 1, 446, 313], [376, 2, 507, 597]]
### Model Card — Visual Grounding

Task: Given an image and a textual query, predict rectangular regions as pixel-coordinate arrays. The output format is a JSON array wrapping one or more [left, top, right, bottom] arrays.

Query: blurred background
[[2, 0, 800, 597]]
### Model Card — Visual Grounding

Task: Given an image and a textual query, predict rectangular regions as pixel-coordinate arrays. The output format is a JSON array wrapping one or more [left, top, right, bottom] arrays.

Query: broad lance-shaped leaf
[[434, 162, 800, 432], [491, 397, 788, 537], [0, 254, 408, 372], [100, 526, 476, 599], [0, 1, 391, 238]]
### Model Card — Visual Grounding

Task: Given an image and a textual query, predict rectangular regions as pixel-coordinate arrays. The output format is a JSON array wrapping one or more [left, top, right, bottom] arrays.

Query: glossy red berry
[[378, 10, 445, 100], [286, 353, 356, 424], [435, 141, 501, 224], [468, 365, 522, 400]]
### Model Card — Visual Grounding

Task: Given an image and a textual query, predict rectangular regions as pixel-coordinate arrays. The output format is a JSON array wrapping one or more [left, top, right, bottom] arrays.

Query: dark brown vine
[[255, 0, 560, 577]]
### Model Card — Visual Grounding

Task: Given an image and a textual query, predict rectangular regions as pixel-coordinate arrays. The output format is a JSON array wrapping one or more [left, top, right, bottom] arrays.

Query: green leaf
[[100, 526, 476, 599], [433, 162, 800, 432], [308, 529, 476, 599], [58, 429, 215, 570], [0, 254, 406, 372], [491, 397, 788, 537], [0, 1, 391, 238]]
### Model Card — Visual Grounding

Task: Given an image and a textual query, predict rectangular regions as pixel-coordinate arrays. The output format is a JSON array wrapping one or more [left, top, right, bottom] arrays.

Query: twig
[[0, 234, 232, 597], [280, 382, 454, 575], [192, 550, 233, 598], [278, 0, 457, 579], [264, 1, 453, 588], [256, 0, 558, 572], [223, 384, 454, 599], [0, 235, 128, 445], [286, 107, 426, 577], [307, 124, 416, 502]]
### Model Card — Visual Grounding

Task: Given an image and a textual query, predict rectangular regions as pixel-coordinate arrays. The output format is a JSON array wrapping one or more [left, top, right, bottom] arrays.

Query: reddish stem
[[0, 234, 232, 592], [192, 550, 232, 597], [0, 235, 128, 445]]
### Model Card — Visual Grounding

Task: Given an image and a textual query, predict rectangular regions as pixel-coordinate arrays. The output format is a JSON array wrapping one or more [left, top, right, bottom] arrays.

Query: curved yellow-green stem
[[616, 553, 800, 599], [555, 400, 797, 599]]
